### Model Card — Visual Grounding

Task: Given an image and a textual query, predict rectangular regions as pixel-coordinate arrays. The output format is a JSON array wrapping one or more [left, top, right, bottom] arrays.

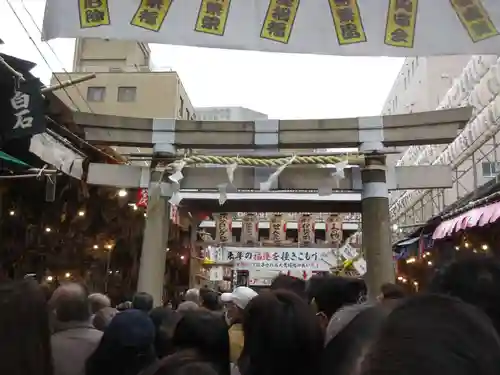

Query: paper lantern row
[[214, 213, 344, 245]]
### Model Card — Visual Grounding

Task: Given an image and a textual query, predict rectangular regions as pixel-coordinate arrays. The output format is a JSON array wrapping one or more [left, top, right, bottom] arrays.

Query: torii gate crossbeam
[[74, 107, 472, 304]]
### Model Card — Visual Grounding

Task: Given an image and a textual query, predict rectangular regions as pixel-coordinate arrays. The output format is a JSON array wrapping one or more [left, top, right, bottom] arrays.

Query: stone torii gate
[[77, 107, 471, 304]]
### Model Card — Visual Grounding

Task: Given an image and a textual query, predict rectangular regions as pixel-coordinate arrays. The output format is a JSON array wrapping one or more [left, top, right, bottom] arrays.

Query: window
[[179, 97, 184, 117], [87, 86, 106, 102], [186, 109, 190, 120], [117, 86, 137, 102], [482, 162, 500, 178]]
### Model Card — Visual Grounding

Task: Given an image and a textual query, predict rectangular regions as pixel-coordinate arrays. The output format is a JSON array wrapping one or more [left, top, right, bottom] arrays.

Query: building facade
[[386, 55, 500, 240], [52, 38, 194, 120], [195, 106, 268, 121]]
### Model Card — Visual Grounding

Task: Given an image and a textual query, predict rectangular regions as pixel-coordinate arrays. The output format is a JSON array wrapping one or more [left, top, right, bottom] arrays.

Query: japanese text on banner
[[195, 0, 232, 36], [131, 0, 173, 32], [328, 0, 366, 46], [261, 0, 300, 44], [449, 0, 498, 43], [385, 0, 418, 48], [228, 250, 327, 271], [78, 0, 110, 28]]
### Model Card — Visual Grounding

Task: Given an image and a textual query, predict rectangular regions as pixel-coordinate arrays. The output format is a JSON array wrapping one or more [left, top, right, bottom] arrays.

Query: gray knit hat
[[324, 302, 376, 346]]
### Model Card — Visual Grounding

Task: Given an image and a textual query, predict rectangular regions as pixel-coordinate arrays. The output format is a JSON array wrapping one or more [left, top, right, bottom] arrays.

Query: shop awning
[[0, 150, 29, 167], [432, 201, 500, 240]]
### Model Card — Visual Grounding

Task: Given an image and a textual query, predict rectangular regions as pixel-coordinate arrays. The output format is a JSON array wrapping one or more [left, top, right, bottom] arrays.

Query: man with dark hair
[[307, 275, 367, 331], [50, 283, 103, 375], [270, 274, 307, 300], [200, 287, 221, 311], [428, 254, 500, 335], [133, 292, 154, 313]]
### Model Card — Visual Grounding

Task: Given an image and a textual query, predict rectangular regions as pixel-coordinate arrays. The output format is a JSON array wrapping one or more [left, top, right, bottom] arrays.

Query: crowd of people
[[2, 253, 500, 375]]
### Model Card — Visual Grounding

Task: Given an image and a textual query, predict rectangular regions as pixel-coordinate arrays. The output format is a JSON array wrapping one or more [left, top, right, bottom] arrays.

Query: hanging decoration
[[217, 157, 238, 205], [241, 213, 259, 244], [260, 155, 296, 192], [215, 213, 232, 244], [136, 188, 148, 208], [267, 213, 287, 244], [298, 214, 315, 245], [325, 214, 343, 245]]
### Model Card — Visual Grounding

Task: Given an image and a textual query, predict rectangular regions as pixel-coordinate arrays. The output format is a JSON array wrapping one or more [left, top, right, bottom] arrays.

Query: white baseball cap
[[221, 286, 258, 309]]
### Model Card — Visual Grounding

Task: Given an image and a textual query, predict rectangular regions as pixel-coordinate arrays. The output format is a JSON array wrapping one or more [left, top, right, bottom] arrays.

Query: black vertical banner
[[3, 78, 46, 141]]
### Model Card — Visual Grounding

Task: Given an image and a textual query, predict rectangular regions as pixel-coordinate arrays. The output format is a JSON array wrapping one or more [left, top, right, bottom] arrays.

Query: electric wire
[[19, 0, 94, 113], [5, 0, 89, 113]]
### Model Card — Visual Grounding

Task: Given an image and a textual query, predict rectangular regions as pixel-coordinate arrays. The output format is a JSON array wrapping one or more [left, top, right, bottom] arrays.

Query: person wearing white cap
[[220, 287, 258, 365]]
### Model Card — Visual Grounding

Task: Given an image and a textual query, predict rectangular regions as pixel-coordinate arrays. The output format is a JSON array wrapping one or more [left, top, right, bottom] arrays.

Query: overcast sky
[[1, 0, 404, 119]]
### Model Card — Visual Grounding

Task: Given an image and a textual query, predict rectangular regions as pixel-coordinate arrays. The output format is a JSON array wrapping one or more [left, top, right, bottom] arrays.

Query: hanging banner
[[268, 213, 286, 244], [298, 214, 315, 245], [241, 213, 259, 244], [136, 188, 148, 207], [325, 214, 343, 245], [136, 188, 180, 223], [215, 213, 232, 243], [226, 247, 333, 271], [42, 0, 500, 57], [4, 78, 46, 141]]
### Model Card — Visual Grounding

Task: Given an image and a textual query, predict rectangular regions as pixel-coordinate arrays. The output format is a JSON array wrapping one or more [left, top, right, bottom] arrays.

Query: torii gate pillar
[[362, 154, 394, 299]]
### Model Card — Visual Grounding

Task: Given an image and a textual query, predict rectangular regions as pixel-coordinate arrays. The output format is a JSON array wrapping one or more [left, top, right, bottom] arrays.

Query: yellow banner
[[328, 0, 367, 46], [261, 0, 300, 44], [195, 0, 232, 36], [450, 0, 498, 43], [384, 0, 418, 48], [78, 0, 110, 28], [131, 0, 173, 32]]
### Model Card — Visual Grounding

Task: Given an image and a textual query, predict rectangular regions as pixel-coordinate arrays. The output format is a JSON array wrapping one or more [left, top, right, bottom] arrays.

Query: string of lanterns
[[396, 234, 491, 291]]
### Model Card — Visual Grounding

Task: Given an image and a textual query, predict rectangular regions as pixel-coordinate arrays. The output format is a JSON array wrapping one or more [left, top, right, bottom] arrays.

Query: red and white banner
[[136, 188, 179, 224]]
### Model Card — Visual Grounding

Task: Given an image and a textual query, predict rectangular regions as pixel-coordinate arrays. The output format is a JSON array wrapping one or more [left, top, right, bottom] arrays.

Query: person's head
[[86, 309, 156, 375], [428, 254, 500, 334], [149, 307, 181, 358], [116, 301, 133, 311], [0, 279, 53, 375], [378, 283, 405, 301], [173, 309, 230, 375], [184, 288, 200, 305], [322, 302, 394, 375], [220, 286, 258, 324], [148, 350, 220, 375], [132, 292, 154, 313], [50, 283, 91, 323], [308, 275, 367, 331], [241, 290, 324, 375], [359, 294, 500, 375], [92, 307, 118, 331], [270, 274, 307, 300], [177, 301, 199, 313], [88, 293, 111, 315], [200, 288, 221, 311]]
